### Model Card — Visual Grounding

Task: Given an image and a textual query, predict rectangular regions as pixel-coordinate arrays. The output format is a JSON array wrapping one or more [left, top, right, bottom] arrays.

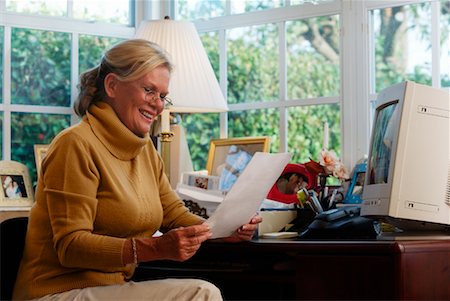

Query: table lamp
[[135, 18, 228, 184]]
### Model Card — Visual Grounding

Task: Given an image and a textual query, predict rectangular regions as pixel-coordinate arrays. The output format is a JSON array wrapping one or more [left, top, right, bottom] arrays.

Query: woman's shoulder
[[50, 121, 93, 149]]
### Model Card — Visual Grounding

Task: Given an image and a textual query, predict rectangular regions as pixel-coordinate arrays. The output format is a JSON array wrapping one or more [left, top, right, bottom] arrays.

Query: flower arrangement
[[305, 149, 350, 183], [318, 149, 350, 182]]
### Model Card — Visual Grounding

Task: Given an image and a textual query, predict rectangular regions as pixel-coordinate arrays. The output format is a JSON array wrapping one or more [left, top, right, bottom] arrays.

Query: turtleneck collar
[[86, 102, 150, 160]]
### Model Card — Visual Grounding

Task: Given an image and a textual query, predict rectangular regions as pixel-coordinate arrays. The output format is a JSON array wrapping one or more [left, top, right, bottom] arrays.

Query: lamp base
[[159, 132, 174, 179]]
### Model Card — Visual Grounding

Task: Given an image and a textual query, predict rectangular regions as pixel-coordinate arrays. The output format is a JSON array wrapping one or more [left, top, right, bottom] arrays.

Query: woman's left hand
[[219, 215, 263, 243]]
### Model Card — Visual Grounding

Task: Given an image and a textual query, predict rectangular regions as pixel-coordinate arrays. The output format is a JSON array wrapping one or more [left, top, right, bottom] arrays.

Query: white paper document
[[205, 152, 292, 239]]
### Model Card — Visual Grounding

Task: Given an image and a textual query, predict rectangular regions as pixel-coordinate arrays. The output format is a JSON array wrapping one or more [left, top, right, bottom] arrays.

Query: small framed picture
[[34, 144, 49, 177], [344, 162, 367, 204], [206, 137, 270, 191], [0, 161, 34, 208]]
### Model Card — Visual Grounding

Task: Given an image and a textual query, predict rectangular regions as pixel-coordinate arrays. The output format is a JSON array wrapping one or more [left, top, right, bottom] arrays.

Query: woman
[[13, 39, 261, 301]]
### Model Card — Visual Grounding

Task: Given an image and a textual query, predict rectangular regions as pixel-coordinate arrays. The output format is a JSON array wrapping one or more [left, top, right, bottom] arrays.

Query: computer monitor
[[361, 81, 450, 231]]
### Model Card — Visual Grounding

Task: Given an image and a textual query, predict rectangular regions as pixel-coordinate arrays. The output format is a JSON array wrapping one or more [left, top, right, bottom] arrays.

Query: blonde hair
[[74, 39, 173, 117]]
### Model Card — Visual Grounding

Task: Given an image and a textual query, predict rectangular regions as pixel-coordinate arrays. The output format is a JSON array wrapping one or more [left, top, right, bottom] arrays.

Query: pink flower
[[318, 149, 350, 182], [333, 162, 350, 180], [319, 149, 338, 175]]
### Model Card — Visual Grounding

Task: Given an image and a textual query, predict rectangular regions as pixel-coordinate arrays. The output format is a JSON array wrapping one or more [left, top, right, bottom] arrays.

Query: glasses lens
[[164, 97, 173, 108]]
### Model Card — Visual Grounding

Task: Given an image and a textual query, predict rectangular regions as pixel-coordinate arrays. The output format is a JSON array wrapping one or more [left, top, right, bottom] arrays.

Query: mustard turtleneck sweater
[[13, 102, 202, 300]]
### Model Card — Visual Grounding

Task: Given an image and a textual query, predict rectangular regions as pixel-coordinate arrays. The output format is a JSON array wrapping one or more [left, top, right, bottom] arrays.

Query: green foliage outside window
[[288, 104, 340, 164], [79, 35, 125, 73], [182, 113, 221, 171], [227, 24, 279, 104], [229, 108, 280, 154], [11, 113, 70, 186], [11, 28, 71, 106]]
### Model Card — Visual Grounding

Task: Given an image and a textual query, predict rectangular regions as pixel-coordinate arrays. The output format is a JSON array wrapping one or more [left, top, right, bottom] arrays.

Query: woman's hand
[[218, 215, 263, 243], [134, 224, 212, 263]]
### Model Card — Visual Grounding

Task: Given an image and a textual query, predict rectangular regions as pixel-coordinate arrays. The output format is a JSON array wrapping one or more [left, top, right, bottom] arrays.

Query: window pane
[[0, 27, 3, 104], [288, 104, 340, 163], [79, 35, 124, 73], [228, 108, 280, 153], [291, 0, 336, 4], [6, 0, 66, 17], [73, 0, 130, 25], [230, 0, 285, 14], [183, 113, 221, 171], [177, 0, 226, 20], [11, 28, 71, 106], [441, 2, 450, 88], [287, 15, 340, 99], [227, 24, 278, 104], [373, 3, 432, 92], [11, 113, 70, 185]]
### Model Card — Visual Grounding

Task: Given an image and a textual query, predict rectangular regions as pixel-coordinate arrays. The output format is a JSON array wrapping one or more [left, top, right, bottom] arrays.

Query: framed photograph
[[206, 137, 270, 191], [344, 162, 367, 204], [34, 144, 49, 177], [0, 161, 34, 208]]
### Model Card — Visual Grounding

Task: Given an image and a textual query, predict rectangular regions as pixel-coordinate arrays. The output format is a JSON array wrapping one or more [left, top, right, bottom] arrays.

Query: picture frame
[[34, 144, 49, 177], [206, 136, 270, 177], [0, 160, 34, 208], [343, 162, 367, 204]]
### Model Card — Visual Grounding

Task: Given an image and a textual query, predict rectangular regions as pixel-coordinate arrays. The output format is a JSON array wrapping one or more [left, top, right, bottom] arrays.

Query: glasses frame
[[143, 87, 173, 109]]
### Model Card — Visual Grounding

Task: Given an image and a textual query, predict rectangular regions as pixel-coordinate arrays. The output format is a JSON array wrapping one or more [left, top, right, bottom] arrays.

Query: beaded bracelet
[[131, 238, 138, 266]]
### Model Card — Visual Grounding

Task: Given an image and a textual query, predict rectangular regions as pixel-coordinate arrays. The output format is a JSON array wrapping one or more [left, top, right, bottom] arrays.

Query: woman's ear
[[104, 73, 118, 98]]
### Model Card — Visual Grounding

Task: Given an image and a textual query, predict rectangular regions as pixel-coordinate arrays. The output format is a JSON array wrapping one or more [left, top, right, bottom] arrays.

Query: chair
[[0, 216, 28, 301]]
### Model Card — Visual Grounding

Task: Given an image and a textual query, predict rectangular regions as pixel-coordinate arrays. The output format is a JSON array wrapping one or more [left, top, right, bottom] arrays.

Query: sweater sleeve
[[42, 132, 125, 269]]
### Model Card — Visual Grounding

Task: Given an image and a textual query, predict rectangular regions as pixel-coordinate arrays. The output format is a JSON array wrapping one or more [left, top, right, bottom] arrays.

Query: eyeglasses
[[143, 87, 173, 108]]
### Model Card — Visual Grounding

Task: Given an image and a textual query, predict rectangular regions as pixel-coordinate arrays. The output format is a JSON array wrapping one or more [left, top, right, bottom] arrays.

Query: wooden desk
[[135, 237, 450, 300]]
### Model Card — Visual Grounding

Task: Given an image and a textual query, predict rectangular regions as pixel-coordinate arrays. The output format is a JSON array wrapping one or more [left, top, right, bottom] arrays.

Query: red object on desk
[[266, 163, 316, 204]]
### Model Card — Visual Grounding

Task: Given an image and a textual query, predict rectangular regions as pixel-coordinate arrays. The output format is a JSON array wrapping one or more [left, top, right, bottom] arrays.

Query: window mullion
[[431, 0, 440, 88], [278, 21, 287, 153], [3, 25, 12, 160], [67, 0, 73, 18], [219, 28, 227, 138]]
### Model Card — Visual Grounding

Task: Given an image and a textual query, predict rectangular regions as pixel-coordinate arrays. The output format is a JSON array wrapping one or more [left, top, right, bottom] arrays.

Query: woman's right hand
[[132, 224, 212, 263]]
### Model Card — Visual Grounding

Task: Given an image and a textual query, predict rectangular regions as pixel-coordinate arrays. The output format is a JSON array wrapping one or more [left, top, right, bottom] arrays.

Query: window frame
[[167, 0, 447, 169]]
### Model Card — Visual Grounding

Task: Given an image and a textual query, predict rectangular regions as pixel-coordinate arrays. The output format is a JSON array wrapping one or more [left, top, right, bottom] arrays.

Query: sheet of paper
[[205, 152, 292, 239]]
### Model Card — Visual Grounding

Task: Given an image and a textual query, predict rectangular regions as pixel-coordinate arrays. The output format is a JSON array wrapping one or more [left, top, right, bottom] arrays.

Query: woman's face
[[105, 65, 170, 137]]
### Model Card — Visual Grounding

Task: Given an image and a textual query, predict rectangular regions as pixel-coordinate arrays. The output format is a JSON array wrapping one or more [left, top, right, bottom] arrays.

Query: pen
[[296, 188, 308, 209], [309, 190, 324, 213], [328, 189, 338, 209]]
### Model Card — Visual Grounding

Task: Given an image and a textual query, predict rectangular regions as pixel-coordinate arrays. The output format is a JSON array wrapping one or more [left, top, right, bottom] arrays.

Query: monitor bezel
[[362, 82, 407, 212]]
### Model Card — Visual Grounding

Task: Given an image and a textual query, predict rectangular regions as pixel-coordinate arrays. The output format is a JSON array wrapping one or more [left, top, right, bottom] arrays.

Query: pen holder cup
[[287, 208, 316, 233]]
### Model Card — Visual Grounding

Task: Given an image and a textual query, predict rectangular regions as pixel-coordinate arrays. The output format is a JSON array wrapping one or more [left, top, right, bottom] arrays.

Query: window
[[11, 28, 71, 106], [372, 3, 433, 92], [175, 0, 286, 20], [6, 0, 131, 24], [178, 1, 342, 170], [227, 24, 279, 104], [177, 0, 448, 172], [1, 1, 133, 185]]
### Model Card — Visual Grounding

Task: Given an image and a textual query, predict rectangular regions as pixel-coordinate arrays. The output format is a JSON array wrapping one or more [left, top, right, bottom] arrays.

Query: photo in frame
[[0, 160, 34, 208], [206, 137, 270, 191], [34, 144, 49, 177]]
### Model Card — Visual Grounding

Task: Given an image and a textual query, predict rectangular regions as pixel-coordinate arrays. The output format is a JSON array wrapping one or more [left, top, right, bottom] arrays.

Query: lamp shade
[[135, 19, 228, 113]]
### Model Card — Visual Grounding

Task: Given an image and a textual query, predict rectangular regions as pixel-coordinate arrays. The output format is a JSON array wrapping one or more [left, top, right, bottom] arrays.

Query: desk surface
[[136, 237, 450, 300]]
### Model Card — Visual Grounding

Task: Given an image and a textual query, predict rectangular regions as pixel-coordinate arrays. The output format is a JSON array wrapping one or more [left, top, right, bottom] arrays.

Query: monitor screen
[[368, 101, 399, 185]]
